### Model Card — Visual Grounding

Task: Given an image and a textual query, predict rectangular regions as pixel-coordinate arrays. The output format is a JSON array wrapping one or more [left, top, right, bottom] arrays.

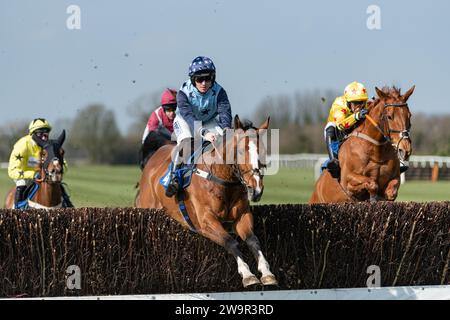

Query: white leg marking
[[257, 250, 275, 277], [237, 256, 256, 278]]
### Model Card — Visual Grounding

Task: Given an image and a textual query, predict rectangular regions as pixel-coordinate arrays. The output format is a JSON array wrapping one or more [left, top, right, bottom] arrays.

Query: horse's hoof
[[260, 275, 278, 286], [242, 275, 260, 288], [369, 196, 378, 203]]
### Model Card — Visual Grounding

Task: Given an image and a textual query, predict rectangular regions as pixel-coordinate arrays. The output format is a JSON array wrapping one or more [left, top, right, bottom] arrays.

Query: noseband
[[232, 165, 265, 187], [38, 143, 64, 183]]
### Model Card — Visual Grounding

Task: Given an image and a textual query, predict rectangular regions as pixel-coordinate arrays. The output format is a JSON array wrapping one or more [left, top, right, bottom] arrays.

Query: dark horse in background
[[135, 115, 278, 288], [4, 131, 68, 209], [310, 85, 415, 203]]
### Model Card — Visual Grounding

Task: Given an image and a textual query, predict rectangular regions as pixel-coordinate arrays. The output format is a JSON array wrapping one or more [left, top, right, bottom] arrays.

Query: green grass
[[260, 168, 315, 204], [396, 181, 450, 202], [1, 166, 449, 207]]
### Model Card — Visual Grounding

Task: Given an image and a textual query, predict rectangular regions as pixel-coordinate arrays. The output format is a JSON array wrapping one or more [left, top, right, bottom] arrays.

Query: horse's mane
[[214, 119, 257, 151], [380, 86, 402, 98], [368, 86, 402, 111]]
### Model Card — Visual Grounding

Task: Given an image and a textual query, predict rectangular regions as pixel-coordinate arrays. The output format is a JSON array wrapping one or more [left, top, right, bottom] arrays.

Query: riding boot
[[325, 127, 340, 178], [61, 185, 74, 208], [14, 186, 27, 209], [165, 151, 181, 198], [165, 138, 195, 198]]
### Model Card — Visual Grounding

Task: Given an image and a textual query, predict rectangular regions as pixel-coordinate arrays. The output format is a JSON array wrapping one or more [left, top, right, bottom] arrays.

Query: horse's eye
[[387, 115, 393, 120]]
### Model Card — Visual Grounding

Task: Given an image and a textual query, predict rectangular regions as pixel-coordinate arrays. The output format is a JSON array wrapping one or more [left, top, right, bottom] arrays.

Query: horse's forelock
[[43, 140, 64, 163], [381, 86, 402, 98]]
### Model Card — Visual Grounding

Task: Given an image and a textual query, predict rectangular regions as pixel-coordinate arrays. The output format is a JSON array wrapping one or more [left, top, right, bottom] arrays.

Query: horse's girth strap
[[177, 200, 197, 233], [349, 131, 389, 146]]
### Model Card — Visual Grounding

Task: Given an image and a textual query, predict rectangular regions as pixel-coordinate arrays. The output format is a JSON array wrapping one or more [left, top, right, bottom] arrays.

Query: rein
[[382, 103, 411, 152], [352, 102, 410, 149], [195, 140, 243, 188]]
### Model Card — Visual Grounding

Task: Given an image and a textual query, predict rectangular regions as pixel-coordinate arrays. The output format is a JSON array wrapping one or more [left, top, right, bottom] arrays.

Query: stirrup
[[165, 171, 179, 197], [327, 160, 340, 179], [165, 181, 178, 197], [327, 159, 339, 170]]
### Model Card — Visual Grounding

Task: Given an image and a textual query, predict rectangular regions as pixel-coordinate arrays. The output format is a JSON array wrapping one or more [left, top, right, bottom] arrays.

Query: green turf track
[[1, 166, 449, 207]]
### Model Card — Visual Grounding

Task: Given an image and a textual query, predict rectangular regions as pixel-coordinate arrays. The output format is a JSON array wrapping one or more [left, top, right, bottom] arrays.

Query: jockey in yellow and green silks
[[323, 81, 369, 178], [8, 118, 74, 208]]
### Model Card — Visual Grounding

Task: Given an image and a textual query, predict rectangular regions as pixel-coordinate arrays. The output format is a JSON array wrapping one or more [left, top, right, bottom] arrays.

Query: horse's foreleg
[[346, 172, 379, 202], [234, 213, 278, 286], [200, 215, 260, 287], [384, 177, 400, 201]]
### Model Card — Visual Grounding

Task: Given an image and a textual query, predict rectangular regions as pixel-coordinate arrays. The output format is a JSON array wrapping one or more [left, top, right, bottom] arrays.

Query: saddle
[[16, 183, 40, 209], [159, 142, 214, 192]]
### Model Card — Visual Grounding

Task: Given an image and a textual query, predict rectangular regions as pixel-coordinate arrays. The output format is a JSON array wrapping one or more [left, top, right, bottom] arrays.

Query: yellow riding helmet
[[28, 118, 52, 135], [344, 81, 369, 102]]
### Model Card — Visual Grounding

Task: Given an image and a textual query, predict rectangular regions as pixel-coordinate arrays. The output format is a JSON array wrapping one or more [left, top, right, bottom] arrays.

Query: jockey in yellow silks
[[323, 81, 408, 178], [8, 118, 73, 208], [323, 81, 369, 178]]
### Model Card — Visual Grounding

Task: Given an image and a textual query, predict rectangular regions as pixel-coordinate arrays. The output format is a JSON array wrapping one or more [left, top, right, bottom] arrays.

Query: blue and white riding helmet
[[188, 56, 216, 83]]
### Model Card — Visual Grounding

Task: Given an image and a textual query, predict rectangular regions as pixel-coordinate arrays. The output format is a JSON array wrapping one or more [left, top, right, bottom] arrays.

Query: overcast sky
[[1, 0, 449, 133]]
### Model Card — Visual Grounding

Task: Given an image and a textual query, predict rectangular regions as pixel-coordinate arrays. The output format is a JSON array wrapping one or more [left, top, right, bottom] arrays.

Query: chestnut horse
[[310, 85, 415, 203], [135, 115, 278, 288], [4, 131, 67, 209]]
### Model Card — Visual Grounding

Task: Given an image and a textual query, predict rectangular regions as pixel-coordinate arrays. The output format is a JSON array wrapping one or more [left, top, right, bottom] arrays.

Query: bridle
[[37, 144, 64, 184], [365, 102, 411, 151], [382, 102, 411, 151], [196, 135, 265, 190], [232, 164, 265, 187]]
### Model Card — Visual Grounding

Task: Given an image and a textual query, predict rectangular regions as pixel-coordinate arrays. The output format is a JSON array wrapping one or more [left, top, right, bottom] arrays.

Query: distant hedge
[[0, 202, 449, 297]]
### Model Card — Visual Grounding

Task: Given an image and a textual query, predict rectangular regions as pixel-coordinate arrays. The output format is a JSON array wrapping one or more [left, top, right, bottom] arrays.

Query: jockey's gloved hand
[[34, 172, 41, 180], [204, 131, 217, 142], [354, 108, 368, 121]]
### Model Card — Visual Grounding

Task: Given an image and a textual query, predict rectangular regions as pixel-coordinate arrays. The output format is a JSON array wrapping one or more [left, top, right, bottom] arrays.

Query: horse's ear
[[57, 130, 66, 147], [375, 87, 387, 99], [259, 117, 270, 131], [234, 115, 242, 129], [402, 85, 415, 102]]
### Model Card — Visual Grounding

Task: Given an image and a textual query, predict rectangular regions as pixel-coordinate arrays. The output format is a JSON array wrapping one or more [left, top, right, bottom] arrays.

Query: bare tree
[[0, 121, 28, 161], [254, 89, 339, 153], [126, 91, 162, 138], [69, 105, 122, 164]]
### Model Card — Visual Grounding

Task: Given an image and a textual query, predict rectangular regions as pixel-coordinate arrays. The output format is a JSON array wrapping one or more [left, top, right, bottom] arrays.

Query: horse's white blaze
[[236, 256, 255, 278], [248, 141, 261, 193], [254, 175, 261, 193], [257, 250, 274, 277]]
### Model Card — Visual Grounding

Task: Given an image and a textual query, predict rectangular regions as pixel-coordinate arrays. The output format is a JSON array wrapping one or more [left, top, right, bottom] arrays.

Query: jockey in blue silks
[[165, 56, 232, 197]]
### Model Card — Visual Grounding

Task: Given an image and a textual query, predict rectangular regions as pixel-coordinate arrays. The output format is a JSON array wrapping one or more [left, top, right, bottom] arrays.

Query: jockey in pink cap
[[139, 88, 177, 170]]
